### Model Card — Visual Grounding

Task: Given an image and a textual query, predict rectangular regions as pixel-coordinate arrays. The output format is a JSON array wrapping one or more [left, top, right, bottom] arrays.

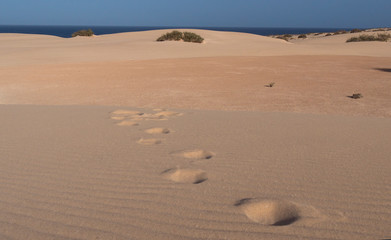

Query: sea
[[0, 25, 349, 38]]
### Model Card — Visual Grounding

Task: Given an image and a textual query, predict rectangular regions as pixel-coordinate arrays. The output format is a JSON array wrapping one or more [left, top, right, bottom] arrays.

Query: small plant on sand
[[325, 33, 332, 36], [298, 34, 307, 39], [333, 30, 347, 35], [350, 29, 362, 33], [350, 93, 363, 99], [346, 33, 391, 42], [183, 32, 204, 43], [156, 30, 183, 41], [266, 82, 275, 88], [71, 29, 94, 37], [156, 30, 204, 43]]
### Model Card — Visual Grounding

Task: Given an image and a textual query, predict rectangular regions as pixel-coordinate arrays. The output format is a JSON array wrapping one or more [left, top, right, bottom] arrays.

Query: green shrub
[[156, 30, 204, 43], [298, 34, 307, 39], [346, 33, 391, 42], [71, 29, 94, 37], [183, 32, 204, 43]]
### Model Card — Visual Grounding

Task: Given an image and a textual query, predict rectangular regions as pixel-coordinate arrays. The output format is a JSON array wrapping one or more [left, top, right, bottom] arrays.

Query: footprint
[[137, 138, 162, 145], [172, 149, 214, 160], [116, 120, 139, 126], [111, 109, 144, 116], [131, 114, 167, 121], [110, 116, 126, 120], [154, 111, 183, 118], [234, 198, 299, 226], [161, 168, 208, 184], [145, 128, 170, 134]]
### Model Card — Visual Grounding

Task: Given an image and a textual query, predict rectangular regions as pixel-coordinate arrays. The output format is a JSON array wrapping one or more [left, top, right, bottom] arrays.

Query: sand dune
[[0, 29, 390, 239], [1, 29, 390, 67], [0, 105, 390, 239]]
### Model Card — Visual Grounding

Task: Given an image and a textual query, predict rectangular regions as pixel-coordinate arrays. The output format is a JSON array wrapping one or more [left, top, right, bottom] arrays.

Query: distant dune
[[1, 29, 391, 67]]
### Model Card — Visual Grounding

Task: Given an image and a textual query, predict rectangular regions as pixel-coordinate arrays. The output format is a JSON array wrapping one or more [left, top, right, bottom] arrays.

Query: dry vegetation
[[71, 29, 94, 37], [157, 30, 204, 43], [346, 33, 391, 42]]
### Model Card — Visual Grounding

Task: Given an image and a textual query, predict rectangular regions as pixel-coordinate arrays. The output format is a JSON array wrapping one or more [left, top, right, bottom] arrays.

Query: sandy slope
[[0, 105, 390, 240], [0, 29, 390, 239], [1, 55, 390, 117], [0, 29, 391, 67]]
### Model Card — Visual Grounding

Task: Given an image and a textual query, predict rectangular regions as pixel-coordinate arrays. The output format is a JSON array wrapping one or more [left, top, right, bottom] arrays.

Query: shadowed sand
[[0, 29, 391, 239], [161, 168, 208, 184], [234, 199, 299, 226]]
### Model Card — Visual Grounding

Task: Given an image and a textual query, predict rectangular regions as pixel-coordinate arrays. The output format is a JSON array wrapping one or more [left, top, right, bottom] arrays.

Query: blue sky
[[0, 0, 390, 28]]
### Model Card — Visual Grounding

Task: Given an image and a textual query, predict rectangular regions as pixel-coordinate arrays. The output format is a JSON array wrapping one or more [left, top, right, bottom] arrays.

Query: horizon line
[[1, 24, 389, 30]]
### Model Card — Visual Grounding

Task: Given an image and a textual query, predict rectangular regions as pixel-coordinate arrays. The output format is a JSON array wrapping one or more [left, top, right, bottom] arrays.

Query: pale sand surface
[[0, 29, 391, 239], [0, 105, 390, 239], [1, 56, 390, 117]]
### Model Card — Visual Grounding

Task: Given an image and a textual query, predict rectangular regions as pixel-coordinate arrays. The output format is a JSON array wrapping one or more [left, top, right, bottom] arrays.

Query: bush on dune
[[183, 32, 204, 43], [333, 30, 347, 35], [346, 33, 391, 42], [156, 30, 204, 43], [156, 30, 183, 41], [350, 29, 362, 33], [298, 34, 307, 39], [71, 29, 94, 37]]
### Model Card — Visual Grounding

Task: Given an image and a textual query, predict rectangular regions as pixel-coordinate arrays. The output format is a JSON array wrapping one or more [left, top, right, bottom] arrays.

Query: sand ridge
[[1, 29, 391, 67]]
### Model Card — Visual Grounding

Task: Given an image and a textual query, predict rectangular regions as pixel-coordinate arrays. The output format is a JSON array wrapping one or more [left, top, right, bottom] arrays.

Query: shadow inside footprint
[[161, 168, 208, 184], [145, 128, 170, 134], [235, 198, 299, 226], [171, 149, 214, 160], [137, 138, 162, 145]]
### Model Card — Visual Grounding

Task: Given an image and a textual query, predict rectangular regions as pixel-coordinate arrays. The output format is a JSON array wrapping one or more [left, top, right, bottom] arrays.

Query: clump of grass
[[71, 29, 94, 37], [325, 33, 332, 36], [350, 93, 363, 99], [346, 33, 391, 42], [372, 28, 387, 32], [183, 32, 204, 43], [266, 82, 275, 88], [350, 29, 362, 33], [298, 34, 307, 39], [275, 34, 294, 41], [156, 30, 183, 41], [333, 30, 347, 35], [156, 30, 204, 43]]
